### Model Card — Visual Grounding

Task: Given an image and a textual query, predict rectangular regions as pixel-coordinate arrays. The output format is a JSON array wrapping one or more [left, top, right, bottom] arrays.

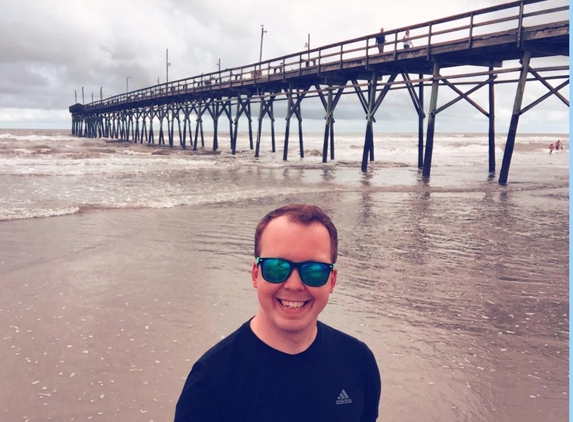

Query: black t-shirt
[[376, 34, 386, 43], [175, 320, 381, 422]]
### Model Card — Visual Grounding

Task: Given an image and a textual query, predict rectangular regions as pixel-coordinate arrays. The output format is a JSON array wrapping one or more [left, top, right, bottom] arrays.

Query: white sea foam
[[0, 156, 220, 176], [0, 206, 80, 222], [0, 133, 79, 142], [114, 185, 338, 210], [0, 129, 568, 221]]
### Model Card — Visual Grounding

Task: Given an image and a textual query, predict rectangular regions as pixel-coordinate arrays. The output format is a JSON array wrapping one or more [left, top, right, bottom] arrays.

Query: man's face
[[251, 216, 337, 337]]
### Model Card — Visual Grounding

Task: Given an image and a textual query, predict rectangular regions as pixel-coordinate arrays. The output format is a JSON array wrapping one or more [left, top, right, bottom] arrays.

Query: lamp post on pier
[[305, 33, 310, 60], [166, 48, 171, 84], [126, 76, 131, 93], [254, 24, 267, 158], [259, 24, 267, 71]]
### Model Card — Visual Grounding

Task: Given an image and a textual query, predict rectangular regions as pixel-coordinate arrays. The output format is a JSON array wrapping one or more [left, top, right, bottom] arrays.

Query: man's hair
[[254, 204, 338, 263]]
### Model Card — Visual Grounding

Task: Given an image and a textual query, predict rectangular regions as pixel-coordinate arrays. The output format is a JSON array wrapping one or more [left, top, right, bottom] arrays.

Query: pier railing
[[77, 0, 567, 113]]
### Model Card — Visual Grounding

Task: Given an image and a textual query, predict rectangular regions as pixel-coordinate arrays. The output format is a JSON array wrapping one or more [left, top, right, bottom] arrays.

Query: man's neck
[[250, 314, 318, 355]]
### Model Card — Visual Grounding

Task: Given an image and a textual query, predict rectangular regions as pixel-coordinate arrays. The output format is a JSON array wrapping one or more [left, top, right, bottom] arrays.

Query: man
[[175, 204, 381, 422], [376, 27, 386, 53]]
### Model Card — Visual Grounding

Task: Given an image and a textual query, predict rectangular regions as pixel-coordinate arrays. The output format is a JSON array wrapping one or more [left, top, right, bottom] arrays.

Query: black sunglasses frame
[[255, 257, 335, 287]]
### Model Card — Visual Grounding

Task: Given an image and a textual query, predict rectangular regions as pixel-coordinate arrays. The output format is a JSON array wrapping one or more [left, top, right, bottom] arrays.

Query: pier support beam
[[270, 99, 276, 153], [255, 91, 277, 157], [181, 104, 192, 148], [111, 115, 116, 139], [317, 81, 345, 162], [148, 109, 155, 144], [103, 114, 109, 138], [208, 98, 233, 151], [134, 111, 141, 143], [254, 89, 264, 157], [223, 99, 234, 151], [356, 72, 396, 171], [361, 73, 377, 172], [319, 81, 334, 163], [296, 103, 304, 159], [194, 99, 206, 151], [174, 105, 182, 148], [403, 72, 427, 169], [158, 107, 166, 146], [127, 111, 134, 142], [284, 89, 293, 161], [247, 100, 254, 150], [207, 99, 220, 151], [232, 95, 252, 154], [140, 113, 145, 144], [499, 51, 531, 185], [168, 106, 175, 147], [418, 73, 425, 169], [422, 62, 441, 179], [488, 65, 496, 175], [283, 86, 309, 160], [180, 106, 188, 148]]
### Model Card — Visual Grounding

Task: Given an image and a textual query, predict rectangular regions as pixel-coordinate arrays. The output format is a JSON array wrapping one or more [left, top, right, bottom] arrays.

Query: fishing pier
[[69, 0, 569, 184]]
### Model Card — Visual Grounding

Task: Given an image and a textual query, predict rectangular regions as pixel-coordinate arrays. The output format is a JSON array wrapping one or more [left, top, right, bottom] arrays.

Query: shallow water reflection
[[326, 185, 568, 422], [0, 162, 568, 422]]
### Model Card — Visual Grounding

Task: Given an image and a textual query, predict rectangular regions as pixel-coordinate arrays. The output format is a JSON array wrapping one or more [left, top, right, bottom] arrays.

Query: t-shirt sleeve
[[360, 346, 382, 422], [174, 361, 223, 422]]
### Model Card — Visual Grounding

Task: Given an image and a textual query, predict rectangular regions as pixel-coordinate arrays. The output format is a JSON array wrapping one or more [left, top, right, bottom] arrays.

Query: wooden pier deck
[[69, 0, 569, 184]]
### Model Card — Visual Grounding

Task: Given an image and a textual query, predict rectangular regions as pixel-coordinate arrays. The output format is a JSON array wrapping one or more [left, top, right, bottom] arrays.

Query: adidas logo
[[335, 389, 353, 405]]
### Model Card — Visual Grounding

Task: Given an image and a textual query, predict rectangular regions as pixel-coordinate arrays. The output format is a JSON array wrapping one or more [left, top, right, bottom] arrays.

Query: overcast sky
[[0, 0, 569, 133]]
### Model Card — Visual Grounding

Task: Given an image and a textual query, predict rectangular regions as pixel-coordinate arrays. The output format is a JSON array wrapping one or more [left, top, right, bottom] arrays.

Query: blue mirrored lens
[[261, 258, 291, 283], [300, 262, 330, 286]]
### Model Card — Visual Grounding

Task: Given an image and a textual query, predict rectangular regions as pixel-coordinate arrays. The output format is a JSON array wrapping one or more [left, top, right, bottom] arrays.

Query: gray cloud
[[0, 0, 568, 133]]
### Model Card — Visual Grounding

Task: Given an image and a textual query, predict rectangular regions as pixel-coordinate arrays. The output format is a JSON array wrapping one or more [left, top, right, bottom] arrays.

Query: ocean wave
[[0, 156, 221, 176], [0, 133, 78, 142], [0, 129, 568, 223], [0, 184, 338, 222], [0, 206, 80, 222]]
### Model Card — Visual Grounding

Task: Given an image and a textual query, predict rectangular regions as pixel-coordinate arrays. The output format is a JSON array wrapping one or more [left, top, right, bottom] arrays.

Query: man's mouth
[[278, 299, 309, 309]]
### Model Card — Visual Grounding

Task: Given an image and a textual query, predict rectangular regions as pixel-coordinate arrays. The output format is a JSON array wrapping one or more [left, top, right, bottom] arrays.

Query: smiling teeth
[[281, 300, 305, 309]]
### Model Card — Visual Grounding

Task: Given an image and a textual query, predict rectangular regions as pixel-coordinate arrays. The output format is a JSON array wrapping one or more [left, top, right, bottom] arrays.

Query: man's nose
[[283, 268, 305, 290]]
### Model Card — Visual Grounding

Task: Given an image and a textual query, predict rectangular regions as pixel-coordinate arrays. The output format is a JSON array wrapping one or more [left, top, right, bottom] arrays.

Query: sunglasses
[[256, 257, 335, 287]]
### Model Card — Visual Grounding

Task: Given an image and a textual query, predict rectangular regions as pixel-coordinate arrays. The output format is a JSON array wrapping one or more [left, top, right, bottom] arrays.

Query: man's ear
[[328, 268, 337, 293], [251, 261, 259, 289]]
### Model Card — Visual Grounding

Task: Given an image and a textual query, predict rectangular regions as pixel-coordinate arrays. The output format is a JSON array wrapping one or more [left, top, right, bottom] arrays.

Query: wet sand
[[0, 177, 569, 421]]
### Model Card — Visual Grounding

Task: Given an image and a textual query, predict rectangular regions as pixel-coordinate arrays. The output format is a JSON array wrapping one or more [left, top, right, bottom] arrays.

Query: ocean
[[0, 128, 569, 421], [0, 129, 568, 222]]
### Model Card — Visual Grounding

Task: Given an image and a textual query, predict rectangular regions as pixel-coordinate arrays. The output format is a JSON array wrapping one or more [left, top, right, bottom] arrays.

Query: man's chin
[[273, 314, 316, 334]]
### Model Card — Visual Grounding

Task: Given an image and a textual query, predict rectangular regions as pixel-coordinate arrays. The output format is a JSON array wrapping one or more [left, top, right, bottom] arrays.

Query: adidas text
[[336, 398, 353, 405]]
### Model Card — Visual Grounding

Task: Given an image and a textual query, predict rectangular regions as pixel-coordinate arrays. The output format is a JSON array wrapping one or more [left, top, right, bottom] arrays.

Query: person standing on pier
[[175, 204, 382, 422], [376, 27, 386, 53], [402, 28, 412, 49]]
